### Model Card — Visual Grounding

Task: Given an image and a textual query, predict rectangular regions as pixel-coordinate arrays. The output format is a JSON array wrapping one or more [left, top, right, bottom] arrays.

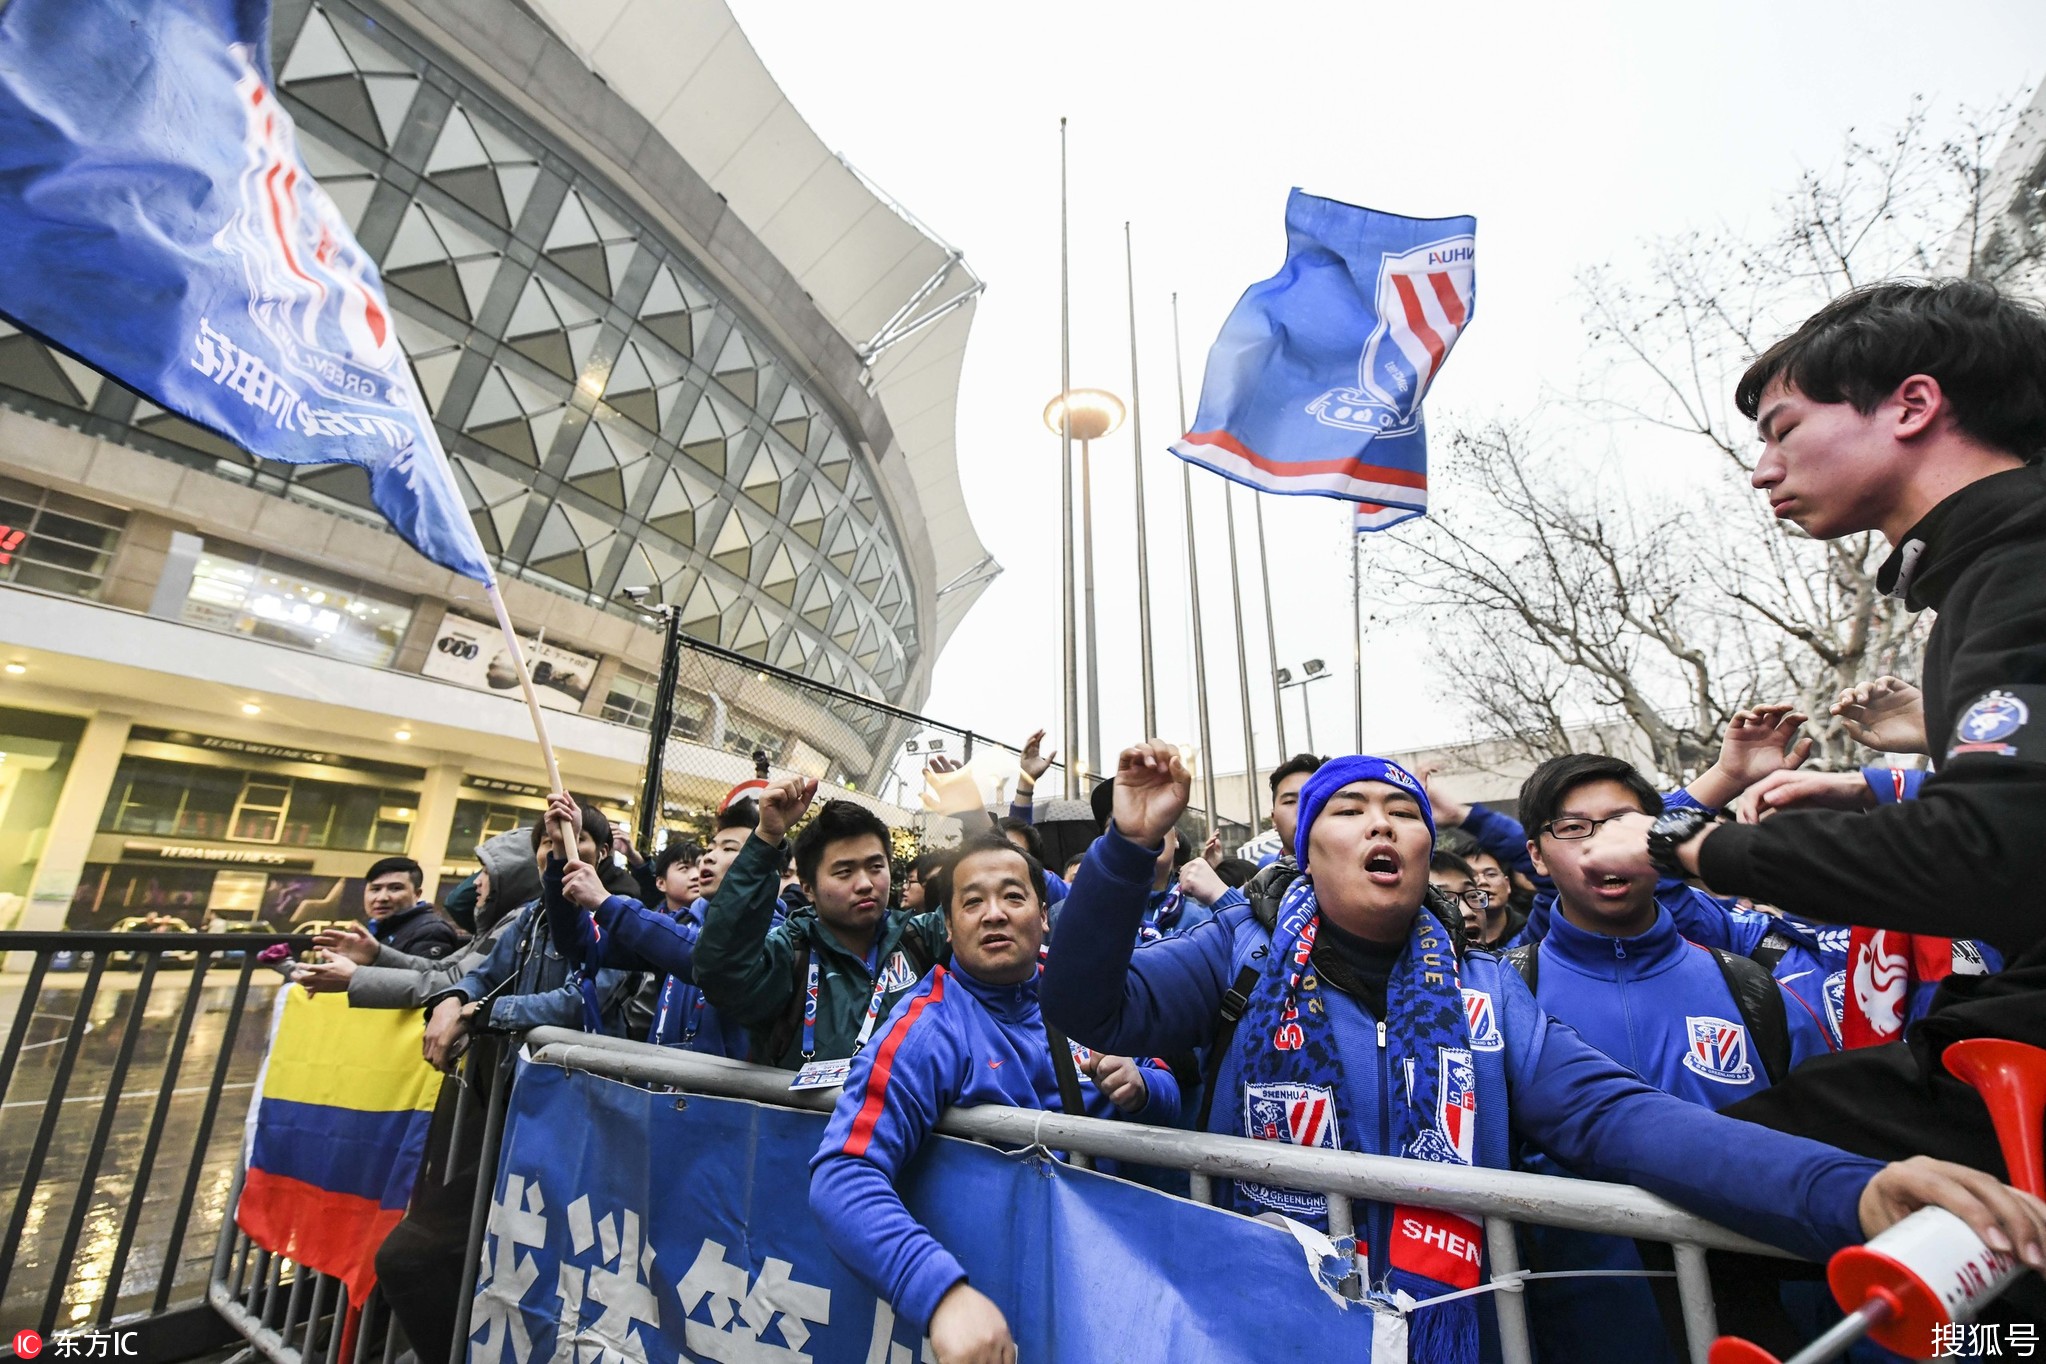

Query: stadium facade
[[0, 0, 993, 931]]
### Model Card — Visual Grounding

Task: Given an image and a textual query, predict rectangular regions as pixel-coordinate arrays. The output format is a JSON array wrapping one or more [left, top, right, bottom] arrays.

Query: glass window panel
[[281, 780, 342, 848], [181, 543, 413, 667], [329, 786, 383, 850], [0, 479, 127, 599], [600, 666, 656, 729], [173, 767, 242, 842]]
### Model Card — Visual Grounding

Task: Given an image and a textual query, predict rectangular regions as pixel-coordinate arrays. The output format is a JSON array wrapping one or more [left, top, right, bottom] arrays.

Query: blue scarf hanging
[[1232, 874, 1483, 1364]]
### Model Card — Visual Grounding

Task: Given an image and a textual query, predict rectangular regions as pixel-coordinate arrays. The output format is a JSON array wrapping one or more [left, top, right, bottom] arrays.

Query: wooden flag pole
[[482, 579, 581, 865]]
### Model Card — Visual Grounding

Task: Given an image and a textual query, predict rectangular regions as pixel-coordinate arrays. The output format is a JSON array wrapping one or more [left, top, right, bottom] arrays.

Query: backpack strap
[[1750, 930, 1795, 973], [1043, 1021, 1088, 1119], [1503, 943, 1540, 994], [899, 919, 951, 975], [760, 934, 813, 1067], [1195, 965, 1262, 1131], [1708, 946, 1792, 1086]]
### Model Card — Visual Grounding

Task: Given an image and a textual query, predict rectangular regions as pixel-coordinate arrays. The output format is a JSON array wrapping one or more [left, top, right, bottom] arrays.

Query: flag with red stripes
[[1171, 189, 1475, 523]]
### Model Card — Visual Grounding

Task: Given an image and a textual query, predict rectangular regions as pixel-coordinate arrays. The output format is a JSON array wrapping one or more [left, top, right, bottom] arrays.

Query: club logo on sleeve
[[1682, 1016, 1756, 1085], [1950, 690, 2029, 758], [1461, 988, 1503, 1052], [1241, 1082, 1342, 1217]]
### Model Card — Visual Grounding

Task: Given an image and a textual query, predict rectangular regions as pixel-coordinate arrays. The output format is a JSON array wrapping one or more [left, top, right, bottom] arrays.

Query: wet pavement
[[0, 958, 284, 1336]]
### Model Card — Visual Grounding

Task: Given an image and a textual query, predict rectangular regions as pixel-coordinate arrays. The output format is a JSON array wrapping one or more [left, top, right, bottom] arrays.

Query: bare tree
[[1394, 97, 2029, 782]]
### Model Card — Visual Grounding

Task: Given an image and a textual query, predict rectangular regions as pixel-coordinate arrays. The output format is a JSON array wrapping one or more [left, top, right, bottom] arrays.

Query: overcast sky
[[727, 0, 2046, 789]]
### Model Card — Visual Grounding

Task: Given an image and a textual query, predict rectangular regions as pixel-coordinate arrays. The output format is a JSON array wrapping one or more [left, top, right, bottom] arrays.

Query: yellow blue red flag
[[238, 987, 443, 1304]]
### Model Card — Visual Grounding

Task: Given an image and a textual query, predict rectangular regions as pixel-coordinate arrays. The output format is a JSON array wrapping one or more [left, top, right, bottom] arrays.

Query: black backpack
[[1502, 941, 1792, 1086]]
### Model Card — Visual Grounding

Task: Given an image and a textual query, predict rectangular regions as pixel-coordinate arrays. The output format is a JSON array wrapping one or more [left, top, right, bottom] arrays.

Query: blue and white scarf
[[1233, 878, 1484, 1362]]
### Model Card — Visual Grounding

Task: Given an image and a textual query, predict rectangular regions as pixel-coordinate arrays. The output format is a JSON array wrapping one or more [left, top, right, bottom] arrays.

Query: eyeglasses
[[1445, 887, 1492, 910], [1539, 815, 1630, 841]]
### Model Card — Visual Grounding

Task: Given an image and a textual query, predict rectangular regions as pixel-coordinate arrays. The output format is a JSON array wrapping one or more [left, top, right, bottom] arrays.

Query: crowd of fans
[[288, 280, 2046, 1362]]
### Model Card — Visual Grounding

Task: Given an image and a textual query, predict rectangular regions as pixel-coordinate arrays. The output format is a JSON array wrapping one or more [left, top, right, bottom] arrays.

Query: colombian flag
[[237, 988, 443, 1304]]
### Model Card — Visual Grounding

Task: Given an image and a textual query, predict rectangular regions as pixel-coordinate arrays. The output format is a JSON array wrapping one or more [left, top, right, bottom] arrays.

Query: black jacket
[[369, 902, 464, 960], [1699, 463, 2046, 970]]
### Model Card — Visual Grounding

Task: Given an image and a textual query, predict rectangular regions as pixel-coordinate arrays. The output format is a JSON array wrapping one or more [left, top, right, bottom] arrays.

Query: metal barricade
[[515, 1026, 1797, 1364], [0, 930, 303, 1343]]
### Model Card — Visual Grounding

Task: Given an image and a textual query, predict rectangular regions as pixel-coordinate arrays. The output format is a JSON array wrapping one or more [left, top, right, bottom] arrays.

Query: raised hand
[[312, 922, 378, 965], [1089, 1054, 1151, 1114], [1177, 854, 1226, 907], [293, 953, 357, 994], [1833, 675, 1928, 755], [1018, 729, 1054, 785], [561, 860, 609, 909], [1689, 705, 1813, 808], [755, 775, 819, 846], [545, 791, 585, 866], [1112, 741, 1191, 848], [1201, 830, 1223, 866], [1416, 762, 1470, 828], [1858, 1156, 2046, 1271], [1739, 769, 1876, 823], [925, 753, 965, 776]]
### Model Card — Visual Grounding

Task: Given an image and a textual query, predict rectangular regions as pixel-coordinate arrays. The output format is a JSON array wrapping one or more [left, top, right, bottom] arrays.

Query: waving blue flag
[[1172, 190, 1476, 526], [0, 0, 494, 582]]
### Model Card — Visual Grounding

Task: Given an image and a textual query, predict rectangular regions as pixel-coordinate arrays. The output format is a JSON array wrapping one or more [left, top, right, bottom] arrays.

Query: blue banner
[[1172, 190, 1476, 523], [0, 0, 493, 582], [471, 1062, 1391, 1364]]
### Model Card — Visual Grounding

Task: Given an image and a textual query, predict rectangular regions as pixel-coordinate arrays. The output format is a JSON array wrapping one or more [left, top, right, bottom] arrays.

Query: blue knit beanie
[[1293, 755, 1436, 867]]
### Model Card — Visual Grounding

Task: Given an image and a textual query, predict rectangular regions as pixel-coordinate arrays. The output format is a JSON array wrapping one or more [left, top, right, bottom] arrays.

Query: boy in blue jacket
[[1041, 742, 2046, 1360], [809, 832, 1178, 1362]]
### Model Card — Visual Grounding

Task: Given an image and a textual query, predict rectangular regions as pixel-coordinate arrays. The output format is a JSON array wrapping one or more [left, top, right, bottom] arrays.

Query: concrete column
[[22, 710, 133, 932], [409, 760, 466, 904]]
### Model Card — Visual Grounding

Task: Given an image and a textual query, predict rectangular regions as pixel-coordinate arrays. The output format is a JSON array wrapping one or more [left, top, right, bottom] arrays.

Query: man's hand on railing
[[1858, 1155, 2046, 1270], [1084, 1053, 1151, 1115], [928, 1282, 1015, 1364], [424, 996, 476, 1073], [312, 922, 378, 965], [292, 954, 356, 995]]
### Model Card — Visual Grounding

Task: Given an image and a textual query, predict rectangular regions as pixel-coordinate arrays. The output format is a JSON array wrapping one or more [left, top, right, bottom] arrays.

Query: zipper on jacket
[[1372, 1014, 1391, 1279], [1613, 941, 1628, 959]]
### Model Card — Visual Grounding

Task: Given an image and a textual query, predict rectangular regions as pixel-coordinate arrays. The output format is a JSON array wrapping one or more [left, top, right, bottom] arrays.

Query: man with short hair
[[809, 832, 1176, 1362], [1041, 743, 2046, 1356], [1241, 753, 1324, 920], [362, 856, 461, 960], [1593, 286, 2046, 1297], [694, 780, 949, 1075], [1426, 850, 1492, 942], [900, 849, 950, 912]]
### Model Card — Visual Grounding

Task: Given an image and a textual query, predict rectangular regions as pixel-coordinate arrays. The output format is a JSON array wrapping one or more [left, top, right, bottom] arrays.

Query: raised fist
[[756, 775, 819, 845], [1112, 741, 1191, 848]]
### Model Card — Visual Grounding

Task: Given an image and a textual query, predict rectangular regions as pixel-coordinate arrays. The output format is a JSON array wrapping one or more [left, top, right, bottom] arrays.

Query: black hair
[[525, 795, 615, 855], [942, 831, 1046, 915], [654, 841, 700, 879], [717, 798, 761, 834], [1735, 279, 2046, 461], [1269, 753, 1327, 795], [996, 816, 1047, 865], [1429, 850, 1476, 881], [911, 849, 953, 883], [1435, 826, 1481, 858], [1214, 856, 1258, 888], [1061, 851, 1085, 877], [365, 855, 422, 890], [1090, 777, 1115, 832], [1517, 755, 1663, 838], [792, 799, 892, 886]]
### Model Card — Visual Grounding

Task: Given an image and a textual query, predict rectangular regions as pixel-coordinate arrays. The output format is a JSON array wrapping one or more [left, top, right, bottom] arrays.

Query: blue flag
[[0, 0, 494, 583], [1172, 189, 1476, 526]]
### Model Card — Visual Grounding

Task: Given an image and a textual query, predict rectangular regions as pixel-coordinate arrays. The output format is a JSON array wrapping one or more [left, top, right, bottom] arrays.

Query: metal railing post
[[1484, 1216, 1534, 1364], [446, 1046, 515, 1364], [1671, 1242, 1718, 1364]]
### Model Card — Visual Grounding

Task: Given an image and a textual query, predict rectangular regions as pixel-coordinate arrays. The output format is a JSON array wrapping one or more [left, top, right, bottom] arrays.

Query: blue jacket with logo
[[1515, 907, 1836, 1362], [1041, 827, 1883, 1281], [808, 962, 1180, 1332], [546, 890, 753, 1058]]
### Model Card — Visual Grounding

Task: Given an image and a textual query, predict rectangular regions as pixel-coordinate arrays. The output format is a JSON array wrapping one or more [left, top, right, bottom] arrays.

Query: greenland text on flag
[[1173, 189, 1476, 524]]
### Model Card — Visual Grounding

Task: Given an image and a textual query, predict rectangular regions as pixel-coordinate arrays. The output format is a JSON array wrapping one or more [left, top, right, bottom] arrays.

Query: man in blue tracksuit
[[809, 831, 1179, 1363], [1507, 753, 1837, 1362], [1040, 742, 2046, 1360], [549, 793, 756, 1057]]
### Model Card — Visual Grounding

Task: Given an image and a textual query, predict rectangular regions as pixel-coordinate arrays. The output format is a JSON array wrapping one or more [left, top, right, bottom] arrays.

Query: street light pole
[[1171, 292, 1218, 832], [1254, 497, 1287, 758], [1124, 223, 1157, 737], [1277, 660, 1330, 756], [1057, 118, 1078, 799], [1043, 388, 1126, 788]]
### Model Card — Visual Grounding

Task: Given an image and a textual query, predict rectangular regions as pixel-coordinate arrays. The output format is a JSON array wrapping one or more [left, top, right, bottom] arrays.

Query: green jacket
[[694, 834, 949, 1069]]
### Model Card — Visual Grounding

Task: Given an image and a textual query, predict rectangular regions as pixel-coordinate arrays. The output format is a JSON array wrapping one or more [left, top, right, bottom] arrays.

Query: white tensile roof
[[527, 0, 997, 656]]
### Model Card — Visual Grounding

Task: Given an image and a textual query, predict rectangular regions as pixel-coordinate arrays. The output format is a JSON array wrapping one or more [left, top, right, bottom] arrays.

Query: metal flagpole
[[1254, 497, 1288, 758], [1352, 533, 1365, 752], [1222, 490, 1262, 830], [1125, 223, 1157, 737], [1058, 118, 1079, 799], [1081, 435, 1101, 777], [1172, 294, 1218, 832]]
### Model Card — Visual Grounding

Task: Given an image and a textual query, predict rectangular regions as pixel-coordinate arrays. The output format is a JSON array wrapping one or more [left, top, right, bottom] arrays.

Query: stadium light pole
[[1044, 388, 1125, 782]]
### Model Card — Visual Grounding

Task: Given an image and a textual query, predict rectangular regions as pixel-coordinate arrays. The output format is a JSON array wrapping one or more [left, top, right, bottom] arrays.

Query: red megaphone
[[1709, 1037, 2046, 1364]]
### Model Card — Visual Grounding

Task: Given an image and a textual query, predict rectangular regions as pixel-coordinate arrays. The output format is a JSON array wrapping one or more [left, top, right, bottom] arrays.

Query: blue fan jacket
[[545, 889, 753, 1057], [1041, 827, 1884, 1271], [808, 962, 1181, 1331]]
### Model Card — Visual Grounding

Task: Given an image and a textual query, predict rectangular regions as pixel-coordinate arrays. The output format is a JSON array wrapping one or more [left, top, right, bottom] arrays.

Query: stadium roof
[[525, 0, 998, 652]]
